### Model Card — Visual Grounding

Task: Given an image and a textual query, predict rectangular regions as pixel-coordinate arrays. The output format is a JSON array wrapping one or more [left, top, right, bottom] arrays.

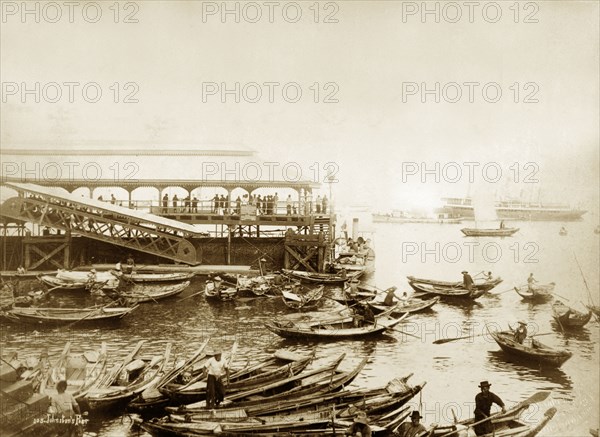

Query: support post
[[227, 225, 232, 265]]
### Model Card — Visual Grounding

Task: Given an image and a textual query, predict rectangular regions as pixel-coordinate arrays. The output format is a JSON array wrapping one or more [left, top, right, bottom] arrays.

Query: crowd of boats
[[2, 253, 599, 436]]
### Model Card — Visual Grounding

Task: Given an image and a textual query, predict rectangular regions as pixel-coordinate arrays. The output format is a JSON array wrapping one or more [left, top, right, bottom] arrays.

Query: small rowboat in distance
[[369, 296, 440, 315], [205, 280, 237, 301], [121, 272, 195, 283], [109, 281, 190, 303], [264, 312, 406, 340], [490, 331, 572, 367], [514, 283, 555, 302], [552, 301, 593, 329], [39, 274, 87, 291], [408, 282, 486, 300], [461, 227, 519, 237], [3, 304, 138, 325], [406, 275, 502, 292], [282, 269, 363, 284]]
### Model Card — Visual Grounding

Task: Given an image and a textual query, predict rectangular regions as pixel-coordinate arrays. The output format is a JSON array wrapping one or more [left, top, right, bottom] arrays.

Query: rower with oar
[[474, 380, 506, 436]]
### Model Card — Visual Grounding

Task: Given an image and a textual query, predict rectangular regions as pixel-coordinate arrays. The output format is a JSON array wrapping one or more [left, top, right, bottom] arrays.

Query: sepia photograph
[[1, 1, 598, 436]]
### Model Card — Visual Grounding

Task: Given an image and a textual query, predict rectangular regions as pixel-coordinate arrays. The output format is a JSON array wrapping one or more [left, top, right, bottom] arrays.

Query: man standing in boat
[[474, 381, 505, 436], [204, 349, 229, 409], [527, 273, 537, 292], [513, 320, 528, 344], [462, 271, 475, 295]]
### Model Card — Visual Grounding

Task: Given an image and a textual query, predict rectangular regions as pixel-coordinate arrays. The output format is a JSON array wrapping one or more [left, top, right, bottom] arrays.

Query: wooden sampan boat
[[514, 283, 555, 302], [490, 331, 572, 367], [552, 301, 593, 329]]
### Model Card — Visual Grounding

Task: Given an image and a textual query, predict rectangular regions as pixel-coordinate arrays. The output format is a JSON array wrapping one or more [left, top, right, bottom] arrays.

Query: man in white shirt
[[204, 350, 229, 408]]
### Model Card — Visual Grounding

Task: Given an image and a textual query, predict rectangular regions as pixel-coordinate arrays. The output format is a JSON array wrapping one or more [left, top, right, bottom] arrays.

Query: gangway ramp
[[0, 182, 203, 265]]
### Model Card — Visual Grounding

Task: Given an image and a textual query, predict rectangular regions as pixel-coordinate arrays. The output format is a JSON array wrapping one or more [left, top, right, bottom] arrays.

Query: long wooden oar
[[491, 284, 527, 295], [61, 300, 122, 330], [433, 331, 554, 345]]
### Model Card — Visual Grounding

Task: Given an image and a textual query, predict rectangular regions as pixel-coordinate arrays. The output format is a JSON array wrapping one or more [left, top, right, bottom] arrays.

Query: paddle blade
[[523, 391, 551, 405]]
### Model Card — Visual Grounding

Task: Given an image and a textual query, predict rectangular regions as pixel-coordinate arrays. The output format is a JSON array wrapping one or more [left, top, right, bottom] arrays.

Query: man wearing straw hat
[[204, 349, 229, 408], [396, 410, 426, 437], [474, 381, 505, 436], [345, 410, 371, 436]]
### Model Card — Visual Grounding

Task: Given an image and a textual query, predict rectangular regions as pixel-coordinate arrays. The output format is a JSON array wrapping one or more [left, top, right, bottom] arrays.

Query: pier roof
[[1, 147, 320, 191]]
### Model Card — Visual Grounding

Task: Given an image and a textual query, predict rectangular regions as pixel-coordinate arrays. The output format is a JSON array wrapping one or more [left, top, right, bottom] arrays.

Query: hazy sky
[[1, 1, 598, 213]]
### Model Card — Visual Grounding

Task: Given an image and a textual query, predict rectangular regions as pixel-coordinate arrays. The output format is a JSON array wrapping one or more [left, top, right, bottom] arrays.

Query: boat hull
[[491, 331, 572, 367], [461, 227, 519, 237], [408, 282, 486, 300], [552, 302, 593, 329]]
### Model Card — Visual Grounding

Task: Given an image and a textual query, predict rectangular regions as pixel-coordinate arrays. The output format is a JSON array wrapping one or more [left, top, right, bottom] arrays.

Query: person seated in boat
[[214, 277, 223, 298], [345, 410, 372, 436], [87, 269, 97, 284], [513, 320, 528, 344], [396, 410, 427, 437], [348, 278, 360, 298], [499, 220, 505, 229], [339, 268, 348, 280], [354, 302, 375, 327], [272, 274, 284, 285], [474, 381, 505, 436], [16, 266, 26, 275], [527, 273, 537, 292], [204, 349, 229, 409], [485, 271, 493, 281], [49, 380, 81, 417]]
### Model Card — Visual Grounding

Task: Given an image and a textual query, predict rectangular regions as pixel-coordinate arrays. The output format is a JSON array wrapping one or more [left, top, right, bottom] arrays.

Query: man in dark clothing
[[474, 381, 505, 436], [462, 271, 474, 294]]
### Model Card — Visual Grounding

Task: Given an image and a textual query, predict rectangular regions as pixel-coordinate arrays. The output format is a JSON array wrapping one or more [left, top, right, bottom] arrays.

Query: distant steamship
[[437, 197, 586, 221]]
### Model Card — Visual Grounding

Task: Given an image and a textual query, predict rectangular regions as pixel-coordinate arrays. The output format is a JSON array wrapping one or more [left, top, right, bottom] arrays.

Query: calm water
[[1, 220, 598, 436]]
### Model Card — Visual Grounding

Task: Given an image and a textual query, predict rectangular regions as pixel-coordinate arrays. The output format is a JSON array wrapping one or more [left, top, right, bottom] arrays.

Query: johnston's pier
[[0, 148, 334, 274]]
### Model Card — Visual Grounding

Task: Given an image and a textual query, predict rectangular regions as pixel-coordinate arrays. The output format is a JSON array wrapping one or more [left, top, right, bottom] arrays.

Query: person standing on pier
[[316, 195, 322, 214], [192, 196, 198, 213], [172, 194, 179, 212], [474, 381, 505, 436], [162, 193, 169, 212], [322, 195, 328, 214], [204, 349, 229, 409], [286, 195, 293, 215]]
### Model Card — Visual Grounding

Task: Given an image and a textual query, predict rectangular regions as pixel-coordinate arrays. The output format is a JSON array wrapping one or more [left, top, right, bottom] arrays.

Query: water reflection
[[487, 350, 574, 395]]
